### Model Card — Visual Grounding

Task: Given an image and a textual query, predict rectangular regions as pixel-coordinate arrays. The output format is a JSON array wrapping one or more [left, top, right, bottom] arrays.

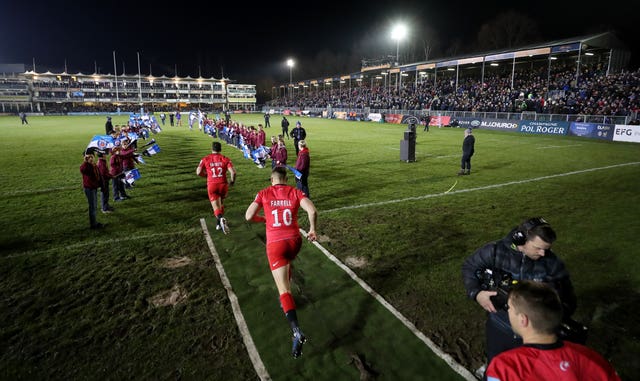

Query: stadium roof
[[279, 32, 629, 87]]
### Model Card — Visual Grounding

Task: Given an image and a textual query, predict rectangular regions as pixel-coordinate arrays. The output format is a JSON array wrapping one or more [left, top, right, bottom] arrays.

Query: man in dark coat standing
[[291, 121, 306, 156], [281, 116, 290, 139], [458, 128, 475, 175], [105, 117, 114, 135]]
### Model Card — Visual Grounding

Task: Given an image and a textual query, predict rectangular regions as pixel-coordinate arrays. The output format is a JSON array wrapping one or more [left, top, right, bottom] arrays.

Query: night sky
[[2, 0, 638, 85]]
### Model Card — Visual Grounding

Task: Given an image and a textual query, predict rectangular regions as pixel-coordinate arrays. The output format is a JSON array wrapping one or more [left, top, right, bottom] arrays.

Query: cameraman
[[461, 217, 577, 369]]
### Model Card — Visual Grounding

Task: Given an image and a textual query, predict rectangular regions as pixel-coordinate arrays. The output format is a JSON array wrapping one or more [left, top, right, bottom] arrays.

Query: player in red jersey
[[486, 281, 620, 381], [196, 141, 236, 234], [245, 166, 317, 358]]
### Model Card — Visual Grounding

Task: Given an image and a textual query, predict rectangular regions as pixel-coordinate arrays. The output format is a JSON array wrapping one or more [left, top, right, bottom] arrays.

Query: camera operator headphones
[[512, 217, 550, 245]]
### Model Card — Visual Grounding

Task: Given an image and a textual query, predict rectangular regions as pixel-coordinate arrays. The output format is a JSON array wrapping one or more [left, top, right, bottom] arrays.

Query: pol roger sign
[[519, 120, 569, 135]]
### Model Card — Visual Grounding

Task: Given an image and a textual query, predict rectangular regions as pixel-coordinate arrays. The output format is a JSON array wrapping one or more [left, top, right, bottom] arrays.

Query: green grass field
[[1, 114, 639, 380]]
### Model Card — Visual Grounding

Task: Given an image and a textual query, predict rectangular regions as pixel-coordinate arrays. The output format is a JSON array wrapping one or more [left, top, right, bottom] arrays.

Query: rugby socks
[[213, 210, 223, 228], [280, 292, 299, 329]]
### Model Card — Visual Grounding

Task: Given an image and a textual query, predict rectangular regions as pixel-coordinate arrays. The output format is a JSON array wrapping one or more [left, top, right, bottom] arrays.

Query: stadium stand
[[0, 67, 256, 114], [268, 33, 639, 124]]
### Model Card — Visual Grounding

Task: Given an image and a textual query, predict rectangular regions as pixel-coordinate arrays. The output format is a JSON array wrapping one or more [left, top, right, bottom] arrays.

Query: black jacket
[[462, 229, 577, 317], [462, 134, 475, 155], [291, 126, 306, 141]]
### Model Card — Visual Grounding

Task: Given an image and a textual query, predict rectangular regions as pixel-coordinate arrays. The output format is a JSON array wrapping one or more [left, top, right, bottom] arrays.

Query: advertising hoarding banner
[[568, 122, 614, 140], [613, 125, 640, 143], [519, 120, 569, 135]]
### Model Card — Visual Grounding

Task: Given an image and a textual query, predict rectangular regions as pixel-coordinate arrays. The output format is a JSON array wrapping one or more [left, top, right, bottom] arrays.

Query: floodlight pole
[[286, 59, 294, 101], [137, 52, 142, 104], [113, 50, 119, 102], [391, 24, 407, 94]]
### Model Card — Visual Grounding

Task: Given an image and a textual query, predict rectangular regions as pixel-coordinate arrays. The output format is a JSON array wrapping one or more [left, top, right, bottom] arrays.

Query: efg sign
[[519, 120, 569, 135], [613, 125, 640, 143]]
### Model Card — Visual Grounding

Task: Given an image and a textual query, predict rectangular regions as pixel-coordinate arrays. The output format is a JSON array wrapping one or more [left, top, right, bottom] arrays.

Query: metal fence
[[260, 106, 634, 125]]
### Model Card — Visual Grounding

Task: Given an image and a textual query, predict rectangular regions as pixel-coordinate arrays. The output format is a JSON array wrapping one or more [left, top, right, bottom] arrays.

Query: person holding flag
[[96, 152, 115, 213], [80, 153, 104, 229], [196, 141, 236, 234], [109, 146, 128, 201], [244, 166, 318, 358]]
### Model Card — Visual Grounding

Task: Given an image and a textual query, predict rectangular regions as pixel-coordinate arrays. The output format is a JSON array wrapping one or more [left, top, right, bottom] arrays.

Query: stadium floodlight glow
[[391, 23, 408, 65], [286, 58, 294, 99]]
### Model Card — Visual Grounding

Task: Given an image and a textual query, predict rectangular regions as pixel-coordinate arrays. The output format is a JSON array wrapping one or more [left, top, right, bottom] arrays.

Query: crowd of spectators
[[269, 63, 640, 119]]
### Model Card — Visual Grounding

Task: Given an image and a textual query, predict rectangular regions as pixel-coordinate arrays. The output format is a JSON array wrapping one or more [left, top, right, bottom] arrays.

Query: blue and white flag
[[127, 132, 139, 143], [241, 144, 251, 159], [251, 146, 269, 164], [144, 144, 161, 156], [86, 135, 115, 152], [124, 168, 141, 185], [286, 165, 302, 180]]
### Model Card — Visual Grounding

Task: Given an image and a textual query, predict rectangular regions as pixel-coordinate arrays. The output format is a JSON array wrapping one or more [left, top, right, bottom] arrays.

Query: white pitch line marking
[[537, 144, 583, 149], [2, 229, 201, 259], [300, 229, 477, 381], [200, 219, 271, 381], [323, 161, 640, 214]]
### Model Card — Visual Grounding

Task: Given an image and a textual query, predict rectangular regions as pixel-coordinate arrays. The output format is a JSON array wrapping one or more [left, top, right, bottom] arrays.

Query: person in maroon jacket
[[119, 139, 137, 188], [486, 281, 620, 381], [120, 139, 137, 171], [80, 154, 104, 229], [256, 124, 266, 147], [109, 146, 129, 201], [272, 137, 288, 167], [269, 136, 278, 169], [96, 152, 115, 213], [294, 140, 310, 198]]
